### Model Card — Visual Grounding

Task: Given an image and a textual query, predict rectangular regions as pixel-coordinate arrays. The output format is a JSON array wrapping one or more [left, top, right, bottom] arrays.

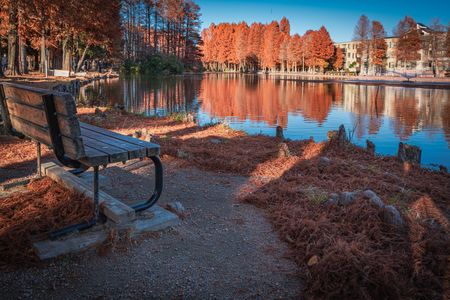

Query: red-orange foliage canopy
[[200, 17, 339, 73]]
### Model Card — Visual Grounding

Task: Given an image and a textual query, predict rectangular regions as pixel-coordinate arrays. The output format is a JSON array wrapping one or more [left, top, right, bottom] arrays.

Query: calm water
[[78, 74, 450, 169]]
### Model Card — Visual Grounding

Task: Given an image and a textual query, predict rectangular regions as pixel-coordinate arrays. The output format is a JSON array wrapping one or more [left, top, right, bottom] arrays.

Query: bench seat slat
[[82, 136, 129, 163], [80, 127, 146, 160], [80, 122, 160, 157]]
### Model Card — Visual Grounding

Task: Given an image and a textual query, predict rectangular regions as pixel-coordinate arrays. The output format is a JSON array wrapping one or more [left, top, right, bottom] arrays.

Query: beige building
[[334, 23, 449, 75]]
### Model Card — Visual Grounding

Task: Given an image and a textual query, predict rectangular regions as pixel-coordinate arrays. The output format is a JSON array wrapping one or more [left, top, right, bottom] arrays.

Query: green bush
[[121, 54, 184, 76]]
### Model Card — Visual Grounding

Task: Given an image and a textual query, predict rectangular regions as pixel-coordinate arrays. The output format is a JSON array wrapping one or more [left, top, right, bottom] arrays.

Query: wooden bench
[[0, 83, 163, 237]]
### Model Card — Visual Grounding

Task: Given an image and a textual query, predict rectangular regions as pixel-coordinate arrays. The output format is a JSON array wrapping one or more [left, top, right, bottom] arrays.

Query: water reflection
[[78, 74, 450, 168]]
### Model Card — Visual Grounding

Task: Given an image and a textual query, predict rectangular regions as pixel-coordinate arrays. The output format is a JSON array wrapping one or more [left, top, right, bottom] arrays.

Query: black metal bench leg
[[36, 141, 42, 178], [131, 156, 163, 212], [49, 166, 101, 240], [93, 166, 100, 221]]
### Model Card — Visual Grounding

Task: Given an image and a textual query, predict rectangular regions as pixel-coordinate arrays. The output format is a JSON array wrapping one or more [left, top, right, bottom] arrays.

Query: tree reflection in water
[[78, 74, 450, 167]]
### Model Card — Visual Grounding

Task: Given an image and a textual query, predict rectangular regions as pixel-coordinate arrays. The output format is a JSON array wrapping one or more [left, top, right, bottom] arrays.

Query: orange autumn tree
[[288, 34, 303, 72], [370, 20, 387, 74], [200, 17, 338, 74], [332, 47, 344, 71], [262, 21, 281, 72], [395, 16, 421, 69], [306, 26, 334, 72]]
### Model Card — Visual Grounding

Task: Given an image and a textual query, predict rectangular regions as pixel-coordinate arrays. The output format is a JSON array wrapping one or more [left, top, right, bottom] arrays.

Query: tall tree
[[426, 18, 447, 77], [6, 0, 20, 75], [370, 20, 387, 74], [307, 26, 334, 72], [333, 47, 344, 71], [395, 16, 421, 69], [353, 15, 371, 74]]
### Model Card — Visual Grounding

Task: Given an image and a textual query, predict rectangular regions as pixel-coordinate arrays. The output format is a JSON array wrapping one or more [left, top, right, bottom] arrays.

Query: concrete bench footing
[[33, 162, 179, 260]]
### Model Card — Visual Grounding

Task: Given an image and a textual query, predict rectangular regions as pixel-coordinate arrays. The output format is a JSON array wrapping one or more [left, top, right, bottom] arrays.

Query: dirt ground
[[0, 148, 303, 299]]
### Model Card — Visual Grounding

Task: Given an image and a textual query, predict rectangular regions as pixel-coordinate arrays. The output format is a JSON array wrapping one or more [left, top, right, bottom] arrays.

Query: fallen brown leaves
[[2, 108, 449, 298], [79, 108, 450, 299], [0, 177, 92, 266]]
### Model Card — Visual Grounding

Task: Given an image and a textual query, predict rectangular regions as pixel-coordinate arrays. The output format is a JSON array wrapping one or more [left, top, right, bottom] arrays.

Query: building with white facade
[[334, 23, 449, 75]]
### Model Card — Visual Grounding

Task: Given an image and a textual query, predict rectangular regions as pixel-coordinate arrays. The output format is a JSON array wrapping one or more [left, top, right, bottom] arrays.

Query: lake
[[78, 74, 450, 169]]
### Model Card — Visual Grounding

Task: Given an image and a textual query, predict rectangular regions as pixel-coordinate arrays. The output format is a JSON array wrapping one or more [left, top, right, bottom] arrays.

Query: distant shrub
[[121, 54, 184, 76]]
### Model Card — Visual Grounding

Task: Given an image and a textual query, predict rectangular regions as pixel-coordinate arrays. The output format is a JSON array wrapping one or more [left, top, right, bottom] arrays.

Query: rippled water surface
[[79, 74, 450, 168]]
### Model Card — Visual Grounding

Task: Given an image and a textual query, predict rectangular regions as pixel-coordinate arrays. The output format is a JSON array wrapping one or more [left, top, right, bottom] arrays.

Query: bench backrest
[[0, 83, 85, 160]]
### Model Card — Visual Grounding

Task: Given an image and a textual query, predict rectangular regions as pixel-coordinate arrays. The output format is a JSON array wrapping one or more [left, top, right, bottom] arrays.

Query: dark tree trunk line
[[7, 0, 21, 76]]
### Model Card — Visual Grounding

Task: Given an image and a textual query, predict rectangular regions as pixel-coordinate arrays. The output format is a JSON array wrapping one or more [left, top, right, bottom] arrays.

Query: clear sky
[[196, 0, 450, 42]]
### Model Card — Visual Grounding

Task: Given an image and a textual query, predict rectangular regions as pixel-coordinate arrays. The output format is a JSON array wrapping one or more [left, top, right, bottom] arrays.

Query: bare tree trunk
[[7, 0, 21, 76], [76, 44, 90, 72], [62, 38, 72, 71], [19, 38, 28, 74]]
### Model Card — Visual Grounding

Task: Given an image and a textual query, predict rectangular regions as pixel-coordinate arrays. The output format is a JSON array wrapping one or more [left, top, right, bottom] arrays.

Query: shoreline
[[196, 71, 450, 89]]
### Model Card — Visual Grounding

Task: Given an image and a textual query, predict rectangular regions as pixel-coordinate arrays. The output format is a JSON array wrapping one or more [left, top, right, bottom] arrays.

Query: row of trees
[[121, 0, 202, 67], [0, 0, 122, 77], [201, 18, 343, 73], [353, 15, 450, 76], [0, 0, 203, 77]]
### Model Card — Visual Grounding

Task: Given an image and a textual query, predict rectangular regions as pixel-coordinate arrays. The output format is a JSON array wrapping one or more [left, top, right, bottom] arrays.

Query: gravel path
[[1, 159, 303, 299]]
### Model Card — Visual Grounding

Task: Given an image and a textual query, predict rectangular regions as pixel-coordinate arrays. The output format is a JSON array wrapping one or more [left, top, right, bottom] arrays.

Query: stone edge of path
[[33, 162, 179, 260]]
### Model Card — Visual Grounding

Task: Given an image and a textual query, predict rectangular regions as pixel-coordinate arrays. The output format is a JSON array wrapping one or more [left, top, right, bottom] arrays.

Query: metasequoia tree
[[395, 16, 421, 69], [447, 24, 450, 58], [333, 47, 344, 71], [306, 26, 334, 72], [425, 18, 447, 77], [353, 14, 371, 74], [200, 17, 339, 74], [370, 20, 387, 73], [121, 0, 202, 65], [0, 0, 122, 74]]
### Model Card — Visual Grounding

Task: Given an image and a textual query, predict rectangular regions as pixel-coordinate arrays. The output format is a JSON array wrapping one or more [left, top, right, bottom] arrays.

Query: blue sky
[[196, 0, 450, 42]]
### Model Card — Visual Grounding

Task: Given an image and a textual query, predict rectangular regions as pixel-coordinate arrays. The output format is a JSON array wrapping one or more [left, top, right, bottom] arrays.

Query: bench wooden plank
[[80, 127, 146, 160], [81, 145, 110, 166], [82, 135, 129, 163], [80, 122, 160, 157], [6, 99, 81, 139], [3, 83, 77, 117], [10, 115, 84, 159]]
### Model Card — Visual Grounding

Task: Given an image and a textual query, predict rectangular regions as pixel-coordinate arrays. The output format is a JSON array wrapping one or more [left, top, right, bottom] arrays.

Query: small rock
[[167, 201, 185, 214], [176, 149, 190, 159], [439, 165, 448, 173], [368, 195, 384, 208], [94, 107, 106, 118], [327, 130, 338, 141], [383, 205, 404, 227], [324, 198, 338, 206], [362, 190, 377, 199], [338, 191, 358, 205], [133, 131, 142, 139], [307, 255, 319, 266], [210, 138, 222, 145], [143, 134, 153, 142], [329, 193, 339, 201], [318, 156, 331, 172], [278, 142, 291, 158], [363, 190, 384, 208]]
